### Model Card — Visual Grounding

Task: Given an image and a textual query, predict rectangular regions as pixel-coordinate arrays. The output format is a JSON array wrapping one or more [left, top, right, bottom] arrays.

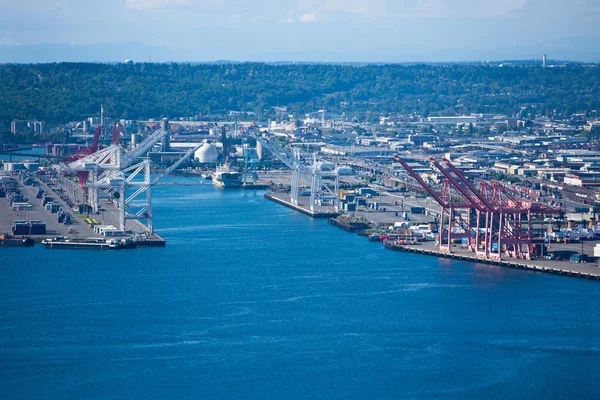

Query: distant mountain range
[[1, 35, 599, 64]]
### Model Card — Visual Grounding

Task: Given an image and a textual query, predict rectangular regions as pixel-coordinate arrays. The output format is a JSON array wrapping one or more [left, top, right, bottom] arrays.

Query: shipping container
[[30, 223, 46, 235]]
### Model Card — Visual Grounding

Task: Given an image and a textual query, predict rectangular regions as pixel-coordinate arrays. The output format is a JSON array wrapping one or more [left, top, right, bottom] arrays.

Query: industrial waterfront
[[2, 71, 600, 399], [4, 155, 600, 279], [1, 183, 599, 399]]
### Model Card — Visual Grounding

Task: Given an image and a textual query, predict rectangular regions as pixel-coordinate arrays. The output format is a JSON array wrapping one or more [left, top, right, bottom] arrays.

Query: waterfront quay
[[264, 191, 340, 218], [1, 174, 97, 240], [0, 172, 165, 247], [353, 190, 438, 226], [385, 240, 600, 280], [57, 173, 166, 247], [263, 182, 435, 226], [261, 186, 600, 281]]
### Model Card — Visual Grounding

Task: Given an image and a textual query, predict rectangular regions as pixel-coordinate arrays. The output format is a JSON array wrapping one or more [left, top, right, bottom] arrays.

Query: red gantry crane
[[60, 125, 104, 199], [62, 125, 103, 163], [393, 155, 476, 255], [111, 123, 122, 145], [394, 154, 563, 260]]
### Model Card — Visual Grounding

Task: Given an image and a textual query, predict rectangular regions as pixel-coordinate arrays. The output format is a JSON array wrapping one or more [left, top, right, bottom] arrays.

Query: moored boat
[[0, 233, 34, 247], [41, 237, 136, 250], [212, 164, 243, 188]]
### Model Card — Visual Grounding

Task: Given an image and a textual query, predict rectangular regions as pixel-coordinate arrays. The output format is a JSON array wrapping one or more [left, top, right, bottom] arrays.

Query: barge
[[41, 237, 136, 250], [0, 234, 35, 247]]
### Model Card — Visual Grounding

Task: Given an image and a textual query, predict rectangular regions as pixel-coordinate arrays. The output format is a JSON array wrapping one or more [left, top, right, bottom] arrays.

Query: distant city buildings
[[8, 99, 600, 201], [11, 120, 46, 135], [88, 116, 112, 126], [426, 116, 477, 125]]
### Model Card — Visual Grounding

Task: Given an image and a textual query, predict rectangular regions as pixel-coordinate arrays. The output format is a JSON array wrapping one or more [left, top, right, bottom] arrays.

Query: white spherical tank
[[194, 143, 219, 163], [336, 166, 354, 175], [315, 161, 336, 172]]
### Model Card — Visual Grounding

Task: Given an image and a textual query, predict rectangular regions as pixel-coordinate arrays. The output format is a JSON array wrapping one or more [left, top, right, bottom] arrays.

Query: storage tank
[[3, 162, 26, 172], [131, 133, 140, 148], [336, 166, 354, 175], [161, 118, 170, 151], [256, 141, 265, 160], [194, 142, 219, 163], [315, 161, 335, 172], [161, 118, 169, 131]]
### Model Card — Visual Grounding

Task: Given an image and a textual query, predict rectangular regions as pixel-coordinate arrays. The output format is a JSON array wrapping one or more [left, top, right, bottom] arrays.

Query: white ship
[[212, 164, 243, 188]]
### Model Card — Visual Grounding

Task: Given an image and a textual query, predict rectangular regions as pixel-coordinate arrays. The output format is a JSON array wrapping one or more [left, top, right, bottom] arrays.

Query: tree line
[[1, 62, 599, 136]]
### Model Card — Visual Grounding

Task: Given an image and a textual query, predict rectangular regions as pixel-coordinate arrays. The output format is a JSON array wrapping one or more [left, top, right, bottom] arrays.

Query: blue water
[[1, 184, 600, 399], [0, 147, 46, 161]]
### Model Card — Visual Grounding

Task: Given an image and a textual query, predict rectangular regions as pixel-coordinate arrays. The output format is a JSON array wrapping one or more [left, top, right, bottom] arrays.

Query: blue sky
[[1, 0, 600, 62]]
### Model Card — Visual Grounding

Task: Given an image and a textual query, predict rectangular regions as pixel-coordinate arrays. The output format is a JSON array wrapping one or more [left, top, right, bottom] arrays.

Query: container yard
[[0, 171, 165, 248]]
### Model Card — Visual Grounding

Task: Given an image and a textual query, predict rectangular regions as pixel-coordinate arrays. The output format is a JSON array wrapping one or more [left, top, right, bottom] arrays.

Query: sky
[[1, 0, 600, 62]]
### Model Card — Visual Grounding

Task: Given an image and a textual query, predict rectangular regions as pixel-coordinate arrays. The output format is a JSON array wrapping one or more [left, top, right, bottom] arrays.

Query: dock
[[264, 191, 340, 218], [93, 198, 165, 247], [1, 172, 165, 247], [384, 240, 600, 280], [328, 216, 371, 233]]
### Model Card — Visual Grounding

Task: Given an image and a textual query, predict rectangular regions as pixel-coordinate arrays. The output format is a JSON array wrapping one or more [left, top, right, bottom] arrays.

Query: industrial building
[[11, 120, 47, 135]]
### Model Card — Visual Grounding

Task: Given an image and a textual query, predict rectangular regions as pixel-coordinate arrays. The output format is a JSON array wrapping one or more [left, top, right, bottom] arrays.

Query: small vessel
[[368, 233, 381, 242], [0, 233, 34, 247], [41, 237, 136, 250], [212, 164, 243, 188]]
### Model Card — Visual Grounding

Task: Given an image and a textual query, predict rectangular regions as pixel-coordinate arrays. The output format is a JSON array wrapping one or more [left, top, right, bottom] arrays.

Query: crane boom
[[121, 128, 168, 169], [393, 154, 449, 207], [91, 125, 102, 151], [441, 157, 497, 212], [112, 124, 122, 145], [255, 135, 314, 179], [429, 157, 487, 212], [151, 144, 202, 185]]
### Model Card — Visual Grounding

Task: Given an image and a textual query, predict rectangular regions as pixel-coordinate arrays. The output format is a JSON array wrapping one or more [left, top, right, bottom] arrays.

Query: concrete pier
[[384, 240, 600, 280], [264, 192, 340, 218], [1, 175, 96, 240], [1, 173, 165, 247]]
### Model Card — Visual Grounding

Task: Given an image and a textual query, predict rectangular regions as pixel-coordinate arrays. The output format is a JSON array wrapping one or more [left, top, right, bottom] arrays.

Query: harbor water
[[1, 183, 599, 399]]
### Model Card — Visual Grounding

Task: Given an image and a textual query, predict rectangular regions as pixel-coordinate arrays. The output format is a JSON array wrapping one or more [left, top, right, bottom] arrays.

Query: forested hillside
[[1, 62, 599, 130]]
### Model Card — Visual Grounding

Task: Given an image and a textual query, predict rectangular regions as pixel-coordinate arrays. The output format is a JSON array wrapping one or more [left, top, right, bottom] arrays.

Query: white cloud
[[282, 0, 531, 22], [282, 0, 379, 23], [300, 12, 318, 22], [2, 0, 599, 55]]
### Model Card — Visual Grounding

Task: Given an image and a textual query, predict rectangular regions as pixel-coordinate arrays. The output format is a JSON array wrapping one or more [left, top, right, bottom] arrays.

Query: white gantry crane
[[254, 135, 339, 212], [62, 127, 200, 234], [90, 143, 201, 233]]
